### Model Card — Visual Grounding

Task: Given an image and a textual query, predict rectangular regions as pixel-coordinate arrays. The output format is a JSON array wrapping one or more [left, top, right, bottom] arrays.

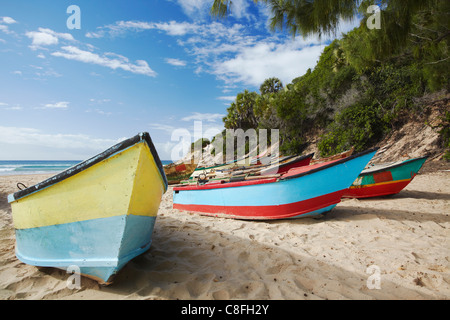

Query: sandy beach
[[0, 168, 449, 300]]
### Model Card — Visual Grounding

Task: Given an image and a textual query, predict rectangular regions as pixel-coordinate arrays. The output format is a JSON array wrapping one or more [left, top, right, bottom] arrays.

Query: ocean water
[[0, 160, 173, 176]]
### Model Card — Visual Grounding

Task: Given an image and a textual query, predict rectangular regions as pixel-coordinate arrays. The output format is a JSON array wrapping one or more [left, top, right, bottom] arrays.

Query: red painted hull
[[173, 190, 345, 220], [343, 179, 412, 199]]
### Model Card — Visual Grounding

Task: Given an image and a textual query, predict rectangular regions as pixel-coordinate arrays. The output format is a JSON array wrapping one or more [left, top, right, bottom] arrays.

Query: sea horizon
[[0, 160, 173, 176]]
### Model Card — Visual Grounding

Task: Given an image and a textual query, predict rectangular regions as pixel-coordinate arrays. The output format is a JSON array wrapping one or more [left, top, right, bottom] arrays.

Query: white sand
[[0, 170, 449, 300]]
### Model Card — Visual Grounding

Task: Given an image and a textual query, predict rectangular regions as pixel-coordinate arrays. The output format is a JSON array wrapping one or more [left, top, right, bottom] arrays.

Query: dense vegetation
[[215, 0, 449, 159]]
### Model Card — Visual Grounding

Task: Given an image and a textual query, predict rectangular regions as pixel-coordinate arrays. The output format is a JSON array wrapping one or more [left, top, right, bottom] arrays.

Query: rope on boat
[[17, 182, 27, 190]]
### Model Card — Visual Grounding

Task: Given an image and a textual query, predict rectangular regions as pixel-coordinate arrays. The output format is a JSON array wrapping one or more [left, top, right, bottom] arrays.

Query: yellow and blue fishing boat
[[7, 132, 168, 285]]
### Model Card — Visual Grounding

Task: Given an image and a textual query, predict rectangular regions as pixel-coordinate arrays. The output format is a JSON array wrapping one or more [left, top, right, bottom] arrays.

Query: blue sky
[[0, 0, 358, 161]]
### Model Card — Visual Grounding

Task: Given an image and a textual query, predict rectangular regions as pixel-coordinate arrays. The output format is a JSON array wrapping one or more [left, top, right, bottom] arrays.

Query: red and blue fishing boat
[[342, 156, 428, 199], [173, 148, 378, 220]]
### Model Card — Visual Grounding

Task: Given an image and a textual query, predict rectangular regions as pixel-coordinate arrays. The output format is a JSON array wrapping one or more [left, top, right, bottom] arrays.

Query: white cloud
[[113, 20, 154, 31], [24, 27, 156, 78], [85, 20, 154, 38], [26, 27, 75, 50], [32, 67, 63, 79], [51, 46, 157, 77], [172, 21, 328, 87], [148, 123, 176, 133], [226, 0, 254, 20], [85, 13, 360, 88], [84, 31, 103, 39], [155, 21, 199, 36], [86, 20, 198, 38], [37, 101, 70, 109], [86, 19, 325, 86], [0, 16, 17, 35], [0, 102, 21, 110], [217, 96, 236, 102], [214, 41, 327, 87], [5, 105, 23, 111], [0, 24, 12, 35], [174, 0, 211, 20], [165, 58, 187, 67], [31, 31, 57, 46], [146, 20, 329, 87], [153, 141, 179, 161], [181, 112, 225, 122], [0, 126, 118, 152], [89, 98, 111, 104], [204, 17, 359, 87], [1, 17, 17, 24], [85, 108, 112, 116]]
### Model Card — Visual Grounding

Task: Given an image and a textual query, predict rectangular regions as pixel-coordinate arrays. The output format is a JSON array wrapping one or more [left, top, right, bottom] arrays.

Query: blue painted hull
[[15, 214, 156, 284]]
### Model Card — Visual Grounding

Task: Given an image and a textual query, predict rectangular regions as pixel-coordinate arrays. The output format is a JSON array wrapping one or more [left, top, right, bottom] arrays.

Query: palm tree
[[211, 0, 357, 37], [211, 0, 441, 57], [260, 77, 283, 95]]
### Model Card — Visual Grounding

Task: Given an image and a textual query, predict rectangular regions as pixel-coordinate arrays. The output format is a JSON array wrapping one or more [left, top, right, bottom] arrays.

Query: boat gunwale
[[8, 132, 168, 202], [174, 148, 378, 191], [174, 177, 278, 191], [358, 156, 428, 176], [280, 148, 379, 181]]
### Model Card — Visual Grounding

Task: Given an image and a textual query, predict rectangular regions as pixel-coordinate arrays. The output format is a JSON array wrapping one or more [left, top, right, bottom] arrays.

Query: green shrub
[[318, 101, 385, 157]]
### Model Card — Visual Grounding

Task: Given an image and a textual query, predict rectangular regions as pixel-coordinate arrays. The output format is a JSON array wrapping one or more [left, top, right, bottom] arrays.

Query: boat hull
[[173, 149, 377, 220], [342, 156, 427, 199], [8, 133, 167, 284]]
